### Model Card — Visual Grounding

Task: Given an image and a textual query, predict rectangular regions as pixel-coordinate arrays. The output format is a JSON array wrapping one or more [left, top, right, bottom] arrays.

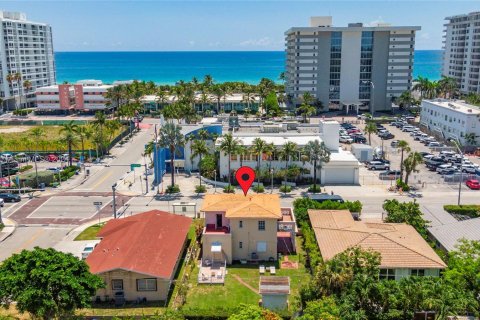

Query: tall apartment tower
[[0, 11, 56, 109], [442, 12, 480, 94], [285, 17, 420, 113]]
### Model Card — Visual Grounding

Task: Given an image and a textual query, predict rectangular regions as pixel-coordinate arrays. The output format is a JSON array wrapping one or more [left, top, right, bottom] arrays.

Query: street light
[[448, 138, 463, 206], [361, 80, 375, 117], [112, 183, 117, 219]]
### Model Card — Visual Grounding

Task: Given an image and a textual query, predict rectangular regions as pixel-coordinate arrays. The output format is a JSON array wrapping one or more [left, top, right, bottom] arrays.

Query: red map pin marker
[[235, 166, 255, 196]]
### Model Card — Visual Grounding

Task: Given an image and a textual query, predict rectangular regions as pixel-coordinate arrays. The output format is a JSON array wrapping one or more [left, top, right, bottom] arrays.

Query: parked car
[[0, 177, 12, 188], [0, 193, 21, 203], [379, 132, 395, 140], [352, 135, 367, 143], [47, 167, 62, 173], [441, 168, 461, 176], [379, 170, 401, 180], [0, 198, 4, 207], [339, 136, 354, 144], [466, 179, 480, 190], [401, 126, 415, 132], [367, 161, 390, 170], [436, 164, 453, 174], [81, 243, 98, 259], [14, 153, 29, 163], [428, 142, 441, 148], [307, 193, 344, 203], [414, 133, 428, 141], [45, 154, 58, 162], [390, 140, 399, 148], [0, 153, 14, 162]]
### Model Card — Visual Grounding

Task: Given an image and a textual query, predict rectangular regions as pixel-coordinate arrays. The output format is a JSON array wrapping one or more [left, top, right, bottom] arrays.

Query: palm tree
[[22, 80, 32, 108], [438, 76, 458, 99], [302, 92, 314, 106], [60, 121, 79, 166], [210, 84, 224, 115], [190, 140, 209, 187], [76, 125, 93, 162], [236, 145, 248, 167], [397, 140, 411, 182], [404, 152, 423, 185], [14, 72, 22, 109], [297, 103, 316, 123], [6, 73, 16, 110], [279, 141, 298, 188], [92, 112, 107, 156], [218, 133, 241, 186], [303, 140, 331, 192], [251, 138, 268, 185], [464, 133, 477, 146], [30, 127, 45, 187], [264, 142, 276, 172], [396, 91, 415, 110], [158, 122, 185, 188], [364, 122, 378, 145], [155, 87, 169, 112]]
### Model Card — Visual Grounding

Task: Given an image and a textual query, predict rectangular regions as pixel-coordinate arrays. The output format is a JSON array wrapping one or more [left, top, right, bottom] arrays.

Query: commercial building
[[0, 11, 56, 109], [35, 80, 114, 113], [216, 120, 361, 185], [420, 99, 480, 146], [285, 16, 420, 112], [86, 210, 191, 302], [442, 11, 480, 94], [308, 210, 447, 280]]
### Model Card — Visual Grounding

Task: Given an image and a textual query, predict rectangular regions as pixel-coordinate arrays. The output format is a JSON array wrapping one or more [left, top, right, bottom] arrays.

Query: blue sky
[[2, 1, 480, 51]]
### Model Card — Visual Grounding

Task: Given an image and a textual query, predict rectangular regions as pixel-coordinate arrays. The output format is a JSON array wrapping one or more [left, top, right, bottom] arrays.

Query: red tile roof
[[86, 210, 191, 279]]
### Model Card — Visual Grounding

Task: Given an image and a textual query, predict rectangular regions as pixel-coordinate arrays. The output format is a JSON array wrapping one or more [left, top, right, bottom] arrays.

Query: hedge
[[444, 205, 480, 218], [293, 198, 363, 225], [19, 170, 54, 188], [299, 221, 322, 271]]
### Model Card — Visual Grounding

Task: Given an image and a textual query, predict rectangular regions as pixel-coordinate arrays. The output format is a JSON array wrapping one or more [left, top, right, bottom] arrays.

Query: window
[[256, 241, 267, 252], [379, 269, 395, 280], [112, 279, 123, 290], [258, 220, 265, 231], [239, 220, 243, 228], [411, 269, 425, 276], [239, 241, 243, 249], [136, 278, 157, 291]]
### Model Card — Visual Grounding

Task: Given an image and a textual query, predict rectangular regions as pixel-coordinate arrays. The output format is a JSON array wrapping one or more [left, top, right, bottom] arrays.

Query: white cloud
[[239, 37, 282, 47], [208, 41, 221, 47], [188, 40, 195, 46], [366, 17, 385, 27], [419, 32, 431, 40]]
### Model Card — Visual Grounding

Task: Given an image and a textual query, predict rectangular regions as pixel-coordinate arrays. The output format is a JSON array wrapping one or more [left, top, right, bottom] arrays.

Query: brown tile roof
[[259, 276, 290, 294], [201, 194, 281, 219], [86, 210, 192, 279], [308, 210, 446, 269]]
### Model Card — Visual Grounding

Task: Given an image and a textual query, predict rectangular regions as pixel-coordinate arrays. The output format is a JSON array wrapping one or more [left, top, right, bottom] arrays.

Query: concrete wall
[[202, 233, 233, 264], [230, 218, 278, 261], [316, 32, 333, 109], [96, 270, 171, 302]]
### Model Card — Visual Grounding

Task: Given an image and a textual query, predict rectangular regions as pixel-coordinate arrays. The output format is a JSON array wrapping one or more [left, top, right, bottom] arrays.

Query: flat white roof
[[423, 99, 480, 115], [217, 134, 323, 147]]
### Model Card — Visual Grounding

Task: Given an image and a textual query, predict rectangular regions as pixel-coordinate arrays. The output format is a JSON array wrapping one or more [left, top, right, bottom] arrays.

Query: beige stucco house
[[86, 210, 191, 302]]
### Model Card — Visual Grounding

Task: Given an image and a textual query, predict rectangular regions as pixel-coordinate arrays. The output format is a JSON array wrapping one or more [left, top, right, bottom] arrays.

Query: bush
[[0, 223, 4, 231], [19, 171, 54, 188], [300, 221, 322, 270], [195, 185, 207, 193], [223, 185, 235, 193], [293, 198, 363, 225], [396, 178, 410, 192], [308, 185, 322, 193], [252, 185, 265, 193], [444, 205, 480, 218], [18, 165, 33, 173], [280, 185, 292, 193], [166, 184, 181, 194]]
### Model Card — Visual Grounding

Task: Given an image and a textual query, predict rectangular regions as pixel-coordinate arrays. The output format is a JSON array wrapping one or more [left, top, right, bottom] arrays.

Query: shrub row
[[18, 165, 33, 173], [299, 221, 322, 271], [293, 198, 363, 225], [444, 204, 480, 218]]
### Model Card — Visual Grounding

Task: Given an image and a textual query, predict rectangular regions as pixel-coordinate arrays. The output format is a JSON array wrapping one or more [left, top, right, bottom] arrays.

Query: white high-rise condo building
[[285, 16, 420, 113], [0, 11, 56, 110], [443, 11, 480, 94]]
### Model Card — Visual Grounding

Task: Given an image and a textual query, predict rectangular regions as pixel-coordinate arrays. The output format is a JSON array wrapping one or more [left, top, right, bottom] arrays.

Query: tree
[[30, 127, 45, 187], [438, 75, 458, 99], [279, 141, 298, 188], [397, 140, 411, 182], [59, 120, 79, 166], [303, 140, 331, 191], [263, 91, 281, 117], [191, 139, 209, 187], [396, 91, 415, 110], [464, 133, 477, 146], [297, 103, 316, 123], [22, 80, 32, 108], [92, 111, 107, 156], [158, 123, 184, 188], [403, 151, 423, 185], [251, 138, 268, 185], [0, 247, 104, 319], [218, 133, 241, 186], [228, 304, 281, 320], [364, 122, 377, 145], [297, 297, 340, 320], [382, 199, 429, 238], [76, 125, 93, 161]]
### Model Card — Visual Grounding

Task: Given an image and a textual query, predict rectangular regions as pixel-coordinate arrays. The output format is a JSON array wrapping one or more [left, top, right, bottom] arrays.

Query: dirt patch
[[0, 126, 29, 133]]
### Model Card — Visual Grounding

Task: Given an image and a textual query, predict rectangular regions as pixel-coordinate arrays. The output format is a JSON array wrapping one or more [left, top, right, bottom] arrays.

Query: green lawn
[[181, 237, 311, 317], [74, 223, 105, 241]]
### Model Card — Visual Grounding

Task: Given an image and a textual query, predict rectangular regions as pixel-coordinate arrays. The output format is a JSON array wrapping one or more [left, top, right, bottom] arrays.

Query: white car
[[339, 136, 354, 144], [0, 198, 4, 207], [428, 142, 441, 148], [436, 164, 452, 173], [401, 126, 415, 132], [0, 153, 14, 162], [81, 243, 98, 259], [14, 153, 29, 163]]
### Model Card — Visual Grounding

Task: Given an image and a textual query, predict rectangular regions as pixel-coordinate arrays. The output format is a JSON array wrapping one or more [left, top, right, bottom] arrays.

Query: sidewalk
[[0, 218, 16, 242]]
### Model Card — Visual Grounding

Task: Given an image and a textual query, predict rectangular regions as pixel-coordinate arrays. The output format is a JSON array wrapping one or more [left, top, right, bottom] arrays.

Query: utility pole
[[112, 183, 117, 219], [144, 162, 149, 195]]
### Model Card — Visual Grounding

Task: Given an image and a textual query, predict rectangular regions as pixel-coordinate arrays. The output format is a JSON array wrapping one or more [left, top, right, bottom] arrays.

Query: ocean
[[55, 50, 443, 85]]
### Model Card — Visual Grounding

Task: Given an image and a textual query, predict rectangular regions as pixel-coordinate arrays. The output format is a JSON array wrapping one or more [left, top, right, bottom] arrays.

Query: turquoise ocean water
[[55, 50, 443, 85]]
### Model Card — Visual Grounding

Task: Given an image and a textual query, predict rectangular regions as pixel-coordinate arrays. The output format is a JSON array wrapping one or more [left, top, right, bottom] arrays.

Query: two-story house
[[201, 194, 295, 266]]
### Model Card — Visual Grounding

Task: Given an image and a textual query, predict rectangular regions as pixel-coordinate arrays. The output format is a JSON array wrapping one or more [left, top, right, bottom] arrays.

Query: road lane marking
[[15, 228, 45, 253], [89, 171, 113, 190]]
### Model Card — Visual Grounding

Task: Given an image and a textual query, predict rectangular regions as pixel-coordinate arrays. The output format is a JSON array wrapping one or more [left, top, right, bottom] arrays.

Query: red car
[[46, 154, 58, 162], [466, 179, 480, 190]]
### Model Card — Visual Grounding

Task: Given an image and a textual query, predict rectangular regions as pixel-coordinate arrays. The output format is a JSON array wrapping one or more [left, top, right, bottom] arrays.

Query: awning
[[211, 245, 222, 253]]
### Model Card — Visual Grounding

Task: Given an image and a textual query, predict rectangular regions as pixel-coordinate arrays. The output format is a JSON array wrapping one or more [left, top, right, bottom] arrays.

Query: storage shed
[[351, 144, 374, 162], [259, 276, 290, 311]]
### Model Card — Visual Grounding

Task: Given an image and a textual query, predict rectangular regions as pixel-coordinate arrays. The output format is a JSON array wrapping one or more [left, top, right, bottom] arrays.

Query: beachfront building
[[216, 120, 361, 185], [35, 80, 114, 113], [308, 210, 447, 280], [419, 99, 480, 146], [141, 93, 261, 114], [285, 16, 420, 112], [0, 11, 56, 110], [86, 210, 191, 302], [442, 11, 480, 94]]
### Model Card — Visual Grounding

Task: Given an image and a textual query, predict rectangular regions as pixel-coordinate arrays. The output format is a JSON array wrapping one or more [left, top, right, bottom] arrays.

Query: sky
[[2, 0, 480, 51]]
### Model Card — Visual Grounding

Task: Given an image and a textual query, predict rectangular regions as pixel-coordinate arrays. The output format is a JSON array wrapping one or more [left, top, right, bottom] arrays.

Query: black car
[[379, 133, 395, 140], [0, 193, 21, 203], [307, 193, 344, 203], [351, 135, 367, 143]]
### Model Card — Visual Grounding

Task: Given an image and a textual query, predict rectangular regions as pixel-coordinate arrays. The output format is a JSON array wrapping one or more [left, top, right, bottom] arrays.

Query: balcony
[[204, 224, 230, 234]]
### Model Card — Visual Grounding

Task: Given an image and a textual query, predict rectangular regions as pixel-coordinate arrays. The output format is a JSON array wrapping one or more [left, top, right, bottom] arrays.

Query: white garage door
[[324, 168, 355, 185]]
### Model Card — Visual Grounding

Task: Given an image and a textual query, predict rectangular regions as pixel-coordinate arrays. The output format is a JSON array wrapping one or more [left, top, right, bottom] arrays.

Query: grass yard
[[74, 223, 105, 241], [77, 303, 166, 317], [181, 237, 311, 318]]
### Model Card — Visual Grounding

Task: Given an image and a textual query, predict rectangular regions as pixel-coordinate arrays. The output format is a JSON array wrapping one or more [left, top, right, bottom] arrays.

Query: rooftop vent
[[348, 23, 363, 27]]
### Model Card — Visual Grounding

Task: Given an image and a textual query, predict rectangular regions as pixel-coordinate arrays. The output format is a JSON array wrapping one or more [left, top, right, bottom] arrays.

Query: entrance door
[[216, 214, 223, 228]]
